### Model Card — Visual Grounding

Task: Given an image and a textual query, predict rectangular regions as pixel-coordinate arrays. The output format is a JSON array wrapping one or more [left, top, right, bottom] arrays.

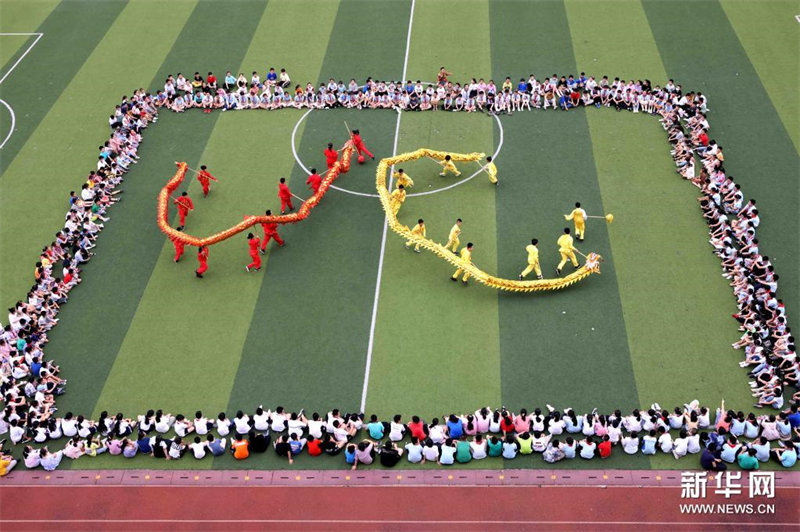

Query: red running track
[[1, 485, 798, 531]]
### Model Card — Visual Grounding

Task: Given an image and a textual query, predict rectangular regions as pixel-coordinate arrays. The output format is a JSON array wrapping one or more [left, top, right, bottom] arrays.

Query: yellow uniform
[[440, 160, 461, 177], [393, 171, 414, 189], [406, 222, 426, 252], [443, 223, 461, 252], [486, 161, 498, 184], [564, 207, 587, 239], [389, 188, 406, 215], [520, 244, 542, 279], [557, 233, 579, 271], [452, 246, 472, 282]]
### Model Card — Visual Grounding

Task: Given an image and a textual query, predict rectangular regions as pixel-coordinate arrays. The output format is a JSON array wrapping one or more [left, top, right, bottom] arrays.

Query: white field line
[[290, 108, 504, 198], [0, 32, 44, 150], [360, 0, 416, 413]]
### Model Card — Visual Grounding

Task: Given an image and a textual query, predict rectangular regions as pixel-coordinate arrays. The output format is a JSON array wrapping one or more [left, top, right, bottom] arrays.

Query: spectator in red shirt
[[307, 436, 323, 456], [598, 435, 612, 458], [500, 412, 515, 435], [206, 72, 217, 90], [407, 416, 427, 440]]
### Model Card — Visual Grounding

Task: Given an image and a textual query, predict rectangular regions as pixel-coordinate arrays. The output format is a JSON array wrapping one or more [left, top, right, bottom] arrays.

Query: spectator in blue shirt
[[446, 415, 463, 440]]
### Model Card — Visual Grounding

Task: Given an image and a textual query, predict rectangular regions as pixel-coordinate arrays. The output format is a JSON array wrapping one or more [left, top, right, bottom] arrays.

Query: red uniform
[[197, 170, 218, 197], [172, 237, 185, 262], [260, 221, 285, 250], [278, 182, 294, 213], [174, 196, 194, 226], [306, 172, 322, 195], [324, 147, 338, 169], [247, 237, 261, 270], [352, 133, 374, 159], [196, 247, 208, 276]]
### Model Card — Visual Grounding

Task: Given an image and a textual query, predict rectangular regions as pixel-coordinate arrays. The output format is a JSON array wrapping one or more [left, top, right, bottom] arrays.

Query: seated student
[[772, 442, 798, 468], [306, 413, 325, 440], [405, 437, 424, 464], [379, 441, 403, 467], [189, 436, 208, 459], [306, 436, 323, 457], [598, 435, 612, 459], [288, 433, 307, 456], [621, 432, 639, 455], [543, 439, 566, 463], [455, 437, 472, 464], [344, 444, 357, 467], [248, 429, 269, 453], [231, 434, 249, 460], [23, 446, 41, 469], [274, 435, 293, 464], [672, 429, 690, 459], [122, 438, 138, 458], [487, 435, 503, 458], [422, 439, 440, 463], [641, 430, 658, 455], [502, 435, 519, 460], [168, 437, 186, 460], [352, 440, 376, 470], [439, 439, 457, 465], [470, 434, 488, 460], [657, 426, 673, 454], [39, 447, 63, 472], [516, 431, 534, 455], [320, 433, 345, 456], [531, 430, 551, 453], [0, 450, 18, 477], [366, 414, 387, 440], [737, 448, 759, 470], [446, 414, 464, 440], [207, 434, 226, 457], [252, 407, 271, 435], [151, 436, 169, 460], [579, 437, 597, 459], [700, 447, 727, 471], [719, 435, 743, 463], [427, 418, 447, 445], [750, 436, 771, 463], [561, 436, 578, 459], [407, 416, 428, 441]]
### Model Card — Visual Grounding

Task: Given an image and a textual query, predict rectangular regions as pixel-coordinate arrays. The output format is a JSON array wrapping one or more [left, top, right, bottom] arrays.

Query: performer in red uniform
[[260, 209, 285, 253], [278, 177, 294, 214], [195, 245, 208, 278], [174, 191, 194, 228], [245, 233, 261, 272], [171, 227, 185, 262], [351, 129, 374, 159], [197, 165, 218, 197], [324, 142, 338, 169], [306, 167, 322, 195]]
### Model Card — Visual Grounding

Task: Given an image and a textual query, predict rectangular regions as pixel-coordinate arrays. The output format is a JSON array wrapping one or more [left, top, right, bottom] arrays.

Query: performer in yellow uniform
[[406, 218, 426, 252], [564, 202, 588, 241], [451, 242, 473, 284], [443, 218, 462, 252], [484, 155, 498, 185], [393, 169, 414, 189], [519, 238, 543, 280], [439, 154, 462, 177], [556, 228, 579, 275], [389, 184, 406, 215]]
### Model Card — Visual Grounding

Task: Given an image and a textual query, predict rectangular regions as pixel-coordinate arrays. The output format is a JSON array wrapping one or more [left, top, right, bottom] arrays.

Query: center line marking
[[360, 0, 416, 413]]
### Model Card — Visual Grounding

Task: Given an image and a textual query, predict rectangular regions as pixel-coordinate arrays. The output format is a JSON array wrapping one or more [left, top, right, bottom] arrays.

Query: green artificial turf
[[0, 0, 796, 471]]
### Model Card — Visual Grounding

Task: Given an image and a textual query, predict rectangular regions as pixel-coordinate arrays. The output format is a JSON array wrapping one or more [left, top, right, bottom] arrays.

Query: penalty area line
[[360, 0, 416, 414], [0, 32, 44, 150]]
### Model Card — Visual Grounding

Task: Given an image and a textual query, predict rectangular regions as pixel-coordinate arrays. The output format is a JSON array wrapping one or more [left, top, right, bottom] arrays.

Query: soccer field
[[0, 0, 797, 473]]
